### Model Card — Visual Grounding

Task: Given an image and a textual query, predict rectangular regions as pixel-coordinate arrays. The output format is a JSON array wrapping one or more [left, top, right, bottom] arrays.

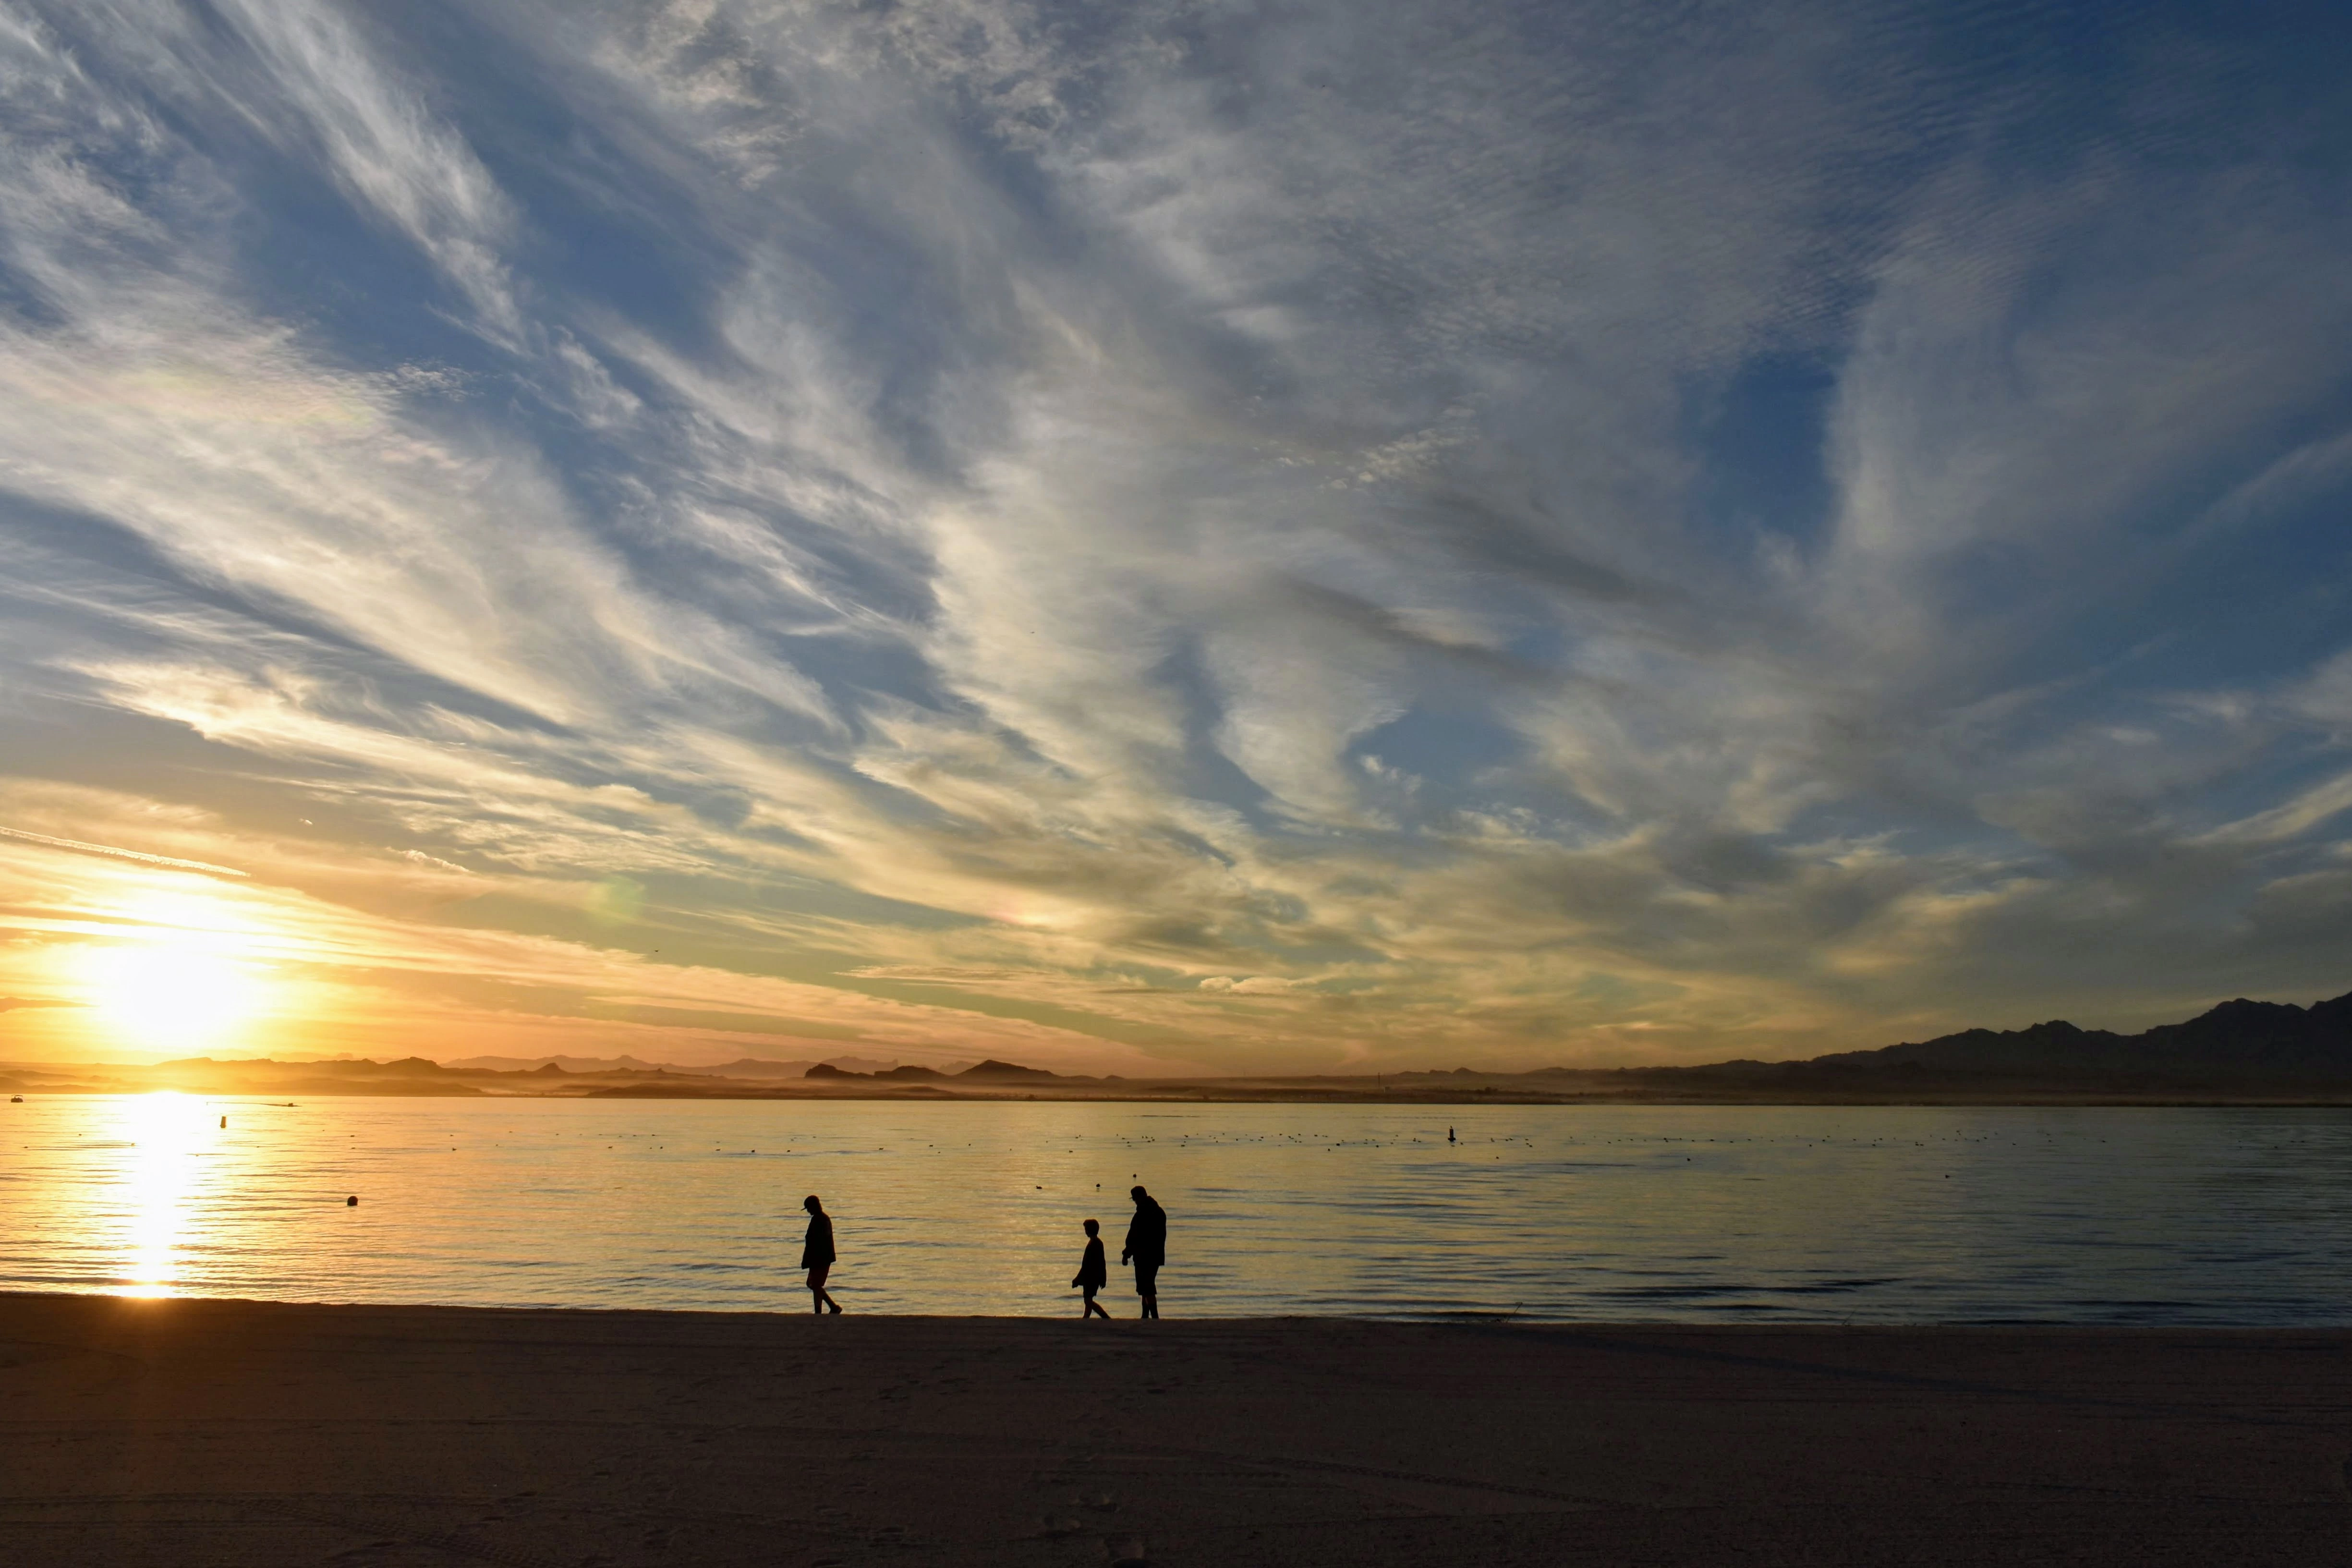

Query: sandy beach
[[2, 1294, 2348, 1565]]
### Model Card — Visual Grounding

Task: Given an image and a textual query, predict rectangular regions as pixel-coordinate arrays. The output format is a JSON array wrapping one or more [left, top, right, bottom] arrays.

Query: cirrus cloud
[[1, 0, 2349, 1070]]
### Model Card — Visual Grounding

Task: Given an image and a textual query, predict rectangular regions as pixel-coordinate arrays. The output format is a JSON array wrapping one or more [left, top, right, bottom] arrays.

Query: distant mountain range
[[5, 990, 2349, 1103], [804, 1058, 1064, 1082], [1634, 990, 2352, 1089], [438, 1054, 974, 1079], [409, 993, 2352, 1089]]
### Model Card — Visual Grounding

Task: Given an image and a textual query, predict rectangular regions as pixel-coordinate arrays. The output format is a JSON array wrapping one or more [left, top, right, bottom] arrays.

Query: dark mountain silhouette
[[802, 1062, 951, 1081], [956, 1058, 1062, 1081], [811, 1057, 1054, 1082], [1686, 990, 2352, 1084]]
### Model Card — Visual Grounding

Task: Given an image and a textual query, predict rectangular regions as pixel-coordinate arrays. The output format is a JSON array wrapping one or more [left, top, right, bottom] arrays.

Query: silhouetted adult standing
[[801, 1194, 841, 1314], [1121, 1185, 1167, 1319]]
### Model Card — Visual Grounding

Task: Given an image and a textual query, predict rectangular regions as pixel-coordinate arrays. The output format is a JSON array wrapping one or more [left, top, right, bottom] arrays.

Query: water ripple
[[3, 1097, 2351, 1322]]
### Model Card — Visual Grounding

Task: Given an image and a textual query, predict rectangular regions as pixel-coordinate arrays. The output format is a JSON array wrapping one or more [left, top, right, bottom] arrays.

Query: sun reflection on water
[[120, 1091, 205, 1298]]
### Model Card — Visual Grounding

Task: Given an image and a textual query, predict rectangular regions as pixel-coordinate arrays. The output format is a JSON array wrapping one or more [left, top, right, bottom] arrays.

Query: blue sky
[[0, 0, 2348, 1071]]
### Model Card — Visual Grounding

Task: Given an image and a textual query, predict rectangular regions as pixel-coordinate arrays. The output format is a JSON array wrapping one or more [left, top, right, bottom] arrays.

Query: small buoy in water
[[8, 1096, 20, 1104], [219, 1116, 227, 1129], [346, 1195, 359, 1206]]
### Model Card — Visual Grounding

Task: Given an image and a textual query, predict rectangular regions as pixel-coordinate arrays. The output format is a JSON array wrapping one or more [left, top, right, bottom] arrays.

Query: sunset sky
[[1, 0, 2349, 1074]]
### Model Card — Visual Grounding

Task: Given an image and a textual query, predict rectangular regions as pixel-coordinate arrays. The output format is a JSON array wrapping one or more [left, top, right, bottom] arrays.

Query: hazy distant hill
[[435, 1053, 966, 1079], [440, 1054, 681, 1074], [807, 1063, 942, 1081], [804, 1059, 1053, 1083]]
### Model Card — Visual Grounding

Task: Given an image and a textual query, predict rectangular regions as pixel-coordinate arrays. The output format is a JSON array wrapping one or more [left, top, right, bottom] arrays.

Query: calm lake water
[[4, 1095, 2351, 1323]]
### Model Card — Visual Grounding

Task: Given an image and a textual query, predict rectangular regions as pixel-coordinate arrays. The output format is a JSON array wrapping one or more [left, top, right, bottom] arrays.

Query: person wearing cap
[[801, 1194, 842, 1314], [1120, 1185, 1167, 1319]]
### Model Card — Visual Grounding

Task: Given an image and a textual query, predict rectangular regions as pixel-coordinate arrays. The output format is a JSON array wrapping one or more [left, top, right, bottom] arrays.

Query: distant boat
[[9, 1096, 21, 1103]]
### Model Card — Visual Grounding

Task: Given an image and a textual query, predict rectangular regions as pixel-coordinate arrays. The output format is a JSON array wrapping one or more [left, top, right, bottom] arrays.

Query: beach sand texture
[[3, 1293, 2349, 1566]]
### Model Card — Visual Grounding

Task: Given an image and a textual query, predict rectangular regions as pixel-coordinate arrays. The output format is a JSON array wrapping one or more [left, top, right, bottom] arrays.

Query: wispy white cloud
[[212, 0, 525, 338]]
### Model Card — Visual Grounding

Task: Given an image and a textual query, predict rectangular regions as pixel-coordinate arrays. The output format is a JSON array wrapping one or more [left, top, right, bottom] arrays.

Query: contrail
[[0, 825, 249, 878]]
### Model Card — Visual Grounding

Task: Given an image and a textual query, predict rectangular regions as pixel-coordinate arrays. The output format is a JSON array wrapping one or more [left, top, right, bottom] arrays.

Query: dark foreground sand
[[4, 1294, 2350, 1567]]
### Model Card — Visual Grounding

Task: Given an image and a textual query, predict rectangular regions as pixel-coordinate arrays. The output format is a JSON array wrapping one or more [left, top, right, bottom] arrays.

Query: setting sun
[[85, 935, 270, 1055]]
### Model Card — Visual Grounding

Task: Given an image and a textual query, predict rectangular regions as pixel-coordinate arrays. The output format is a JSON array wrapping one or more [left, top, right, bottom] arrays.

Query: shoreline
[[11, 1285, 2352, 1330], [6, 1292, 2349, 1566]]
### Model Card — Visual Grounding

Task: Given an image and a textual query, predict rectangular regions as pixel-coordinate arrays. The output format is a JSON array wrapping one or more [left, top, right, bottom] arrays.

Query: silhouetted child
[[1073, 1218, 1111, 1318]]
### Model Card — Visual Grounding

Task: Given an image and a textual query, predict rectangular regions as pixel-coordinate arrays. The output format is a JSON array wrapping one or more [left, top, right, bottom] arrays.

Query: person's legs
[[1082, 1287, 1108, 1319], [808, 1264, 840, 1313], [1136, 1263, 1159, 1318]]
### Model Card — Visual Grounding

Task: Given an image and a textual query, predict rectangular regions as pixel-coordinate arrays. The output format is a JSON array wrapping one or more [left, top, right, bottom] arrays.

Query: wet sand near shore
[[3, 1293, 2349, 1566]]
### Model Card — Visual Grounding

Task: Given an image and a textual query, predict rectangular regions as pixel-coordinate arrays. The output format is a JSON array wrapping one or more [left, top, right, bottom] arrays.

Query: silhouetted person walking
[[1073, 1218, 1111, 1318], [1121, 1185, 1166, 1319], [801, 1194, 841, 1314]]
